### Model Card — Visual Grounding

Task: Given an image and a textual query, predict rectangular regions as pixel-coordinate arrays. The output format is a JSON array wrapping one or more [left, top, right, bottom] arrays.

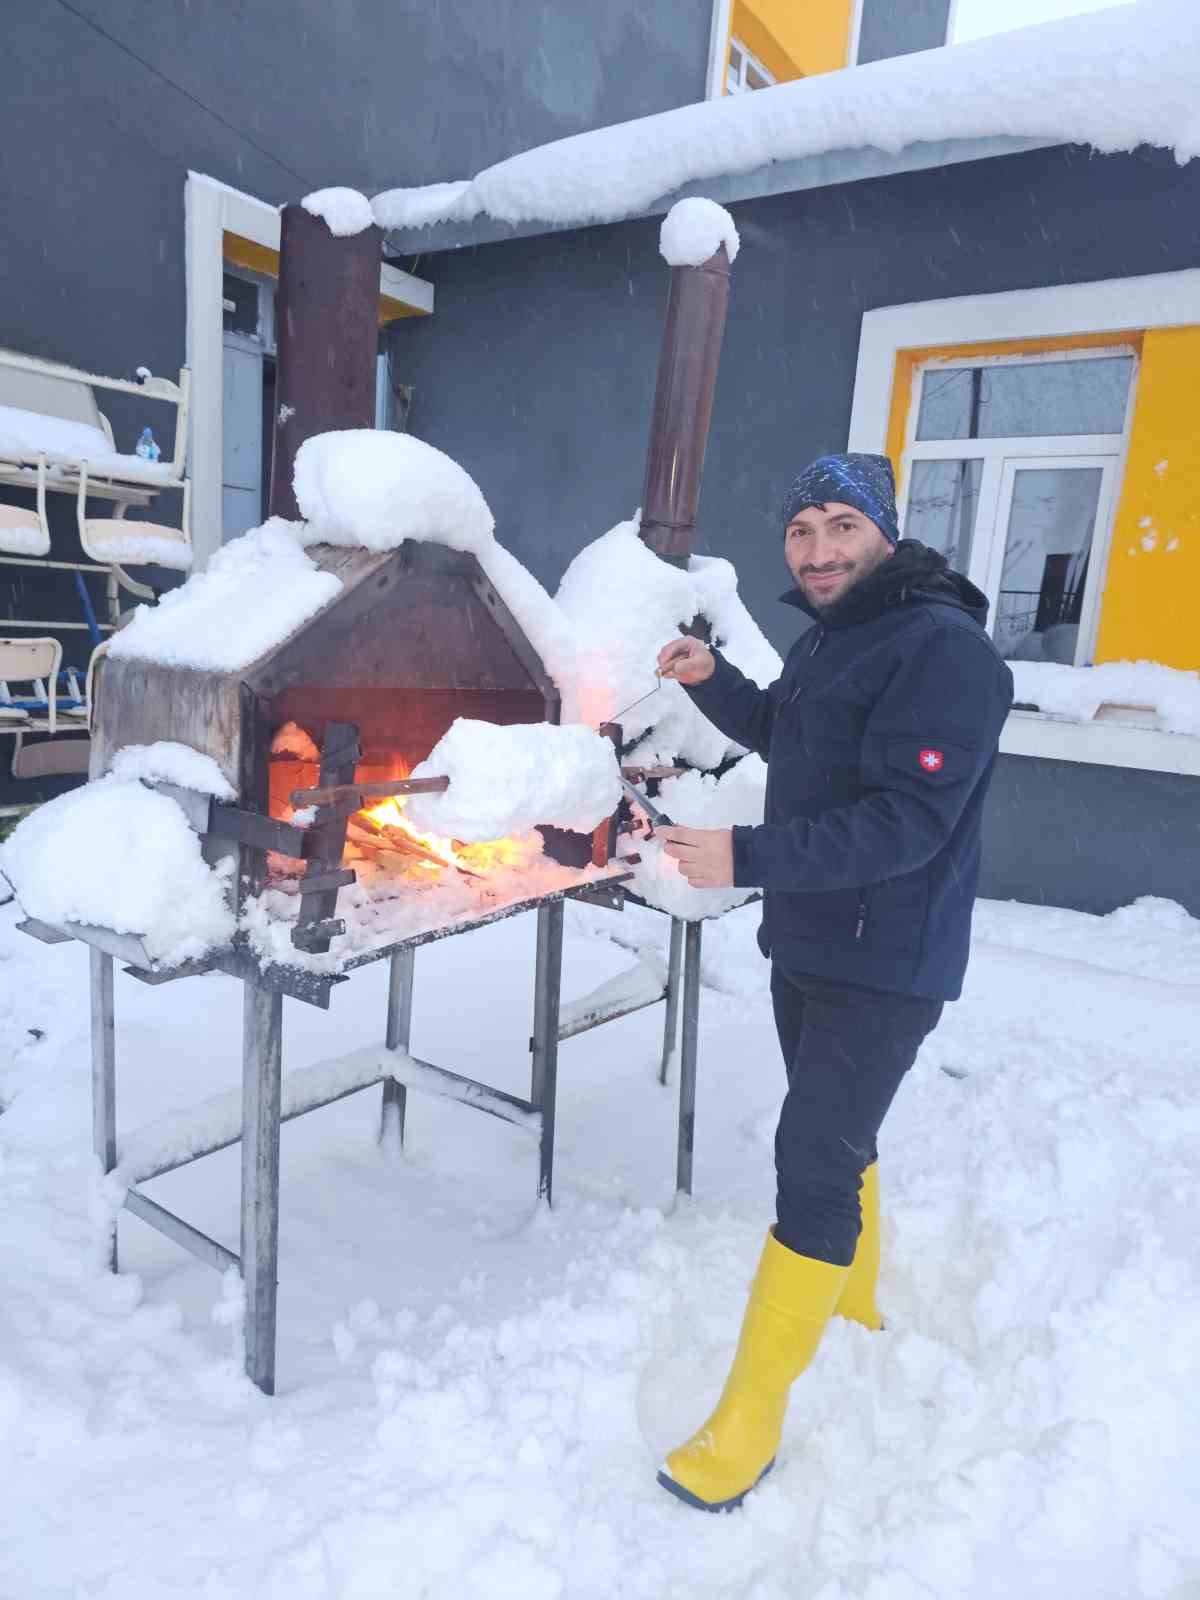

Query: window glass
[[996, 466, 1102, 663], [904, 458, 981, 572], [223, 273, 260, 339], [916, 356, 1133, 441]]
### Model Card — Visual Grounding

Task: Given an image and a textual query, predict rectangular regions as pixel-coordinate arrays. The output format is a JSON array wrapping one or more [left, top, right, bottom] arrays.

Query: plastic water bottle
[[135, 427, 161, 462]]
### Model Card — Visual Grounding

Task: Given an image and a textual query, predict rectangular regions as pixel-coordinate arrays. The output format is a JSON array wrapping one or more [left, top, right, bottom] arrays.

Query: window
[[900, 351, 1135, 666], [727, 36, 776, 92]]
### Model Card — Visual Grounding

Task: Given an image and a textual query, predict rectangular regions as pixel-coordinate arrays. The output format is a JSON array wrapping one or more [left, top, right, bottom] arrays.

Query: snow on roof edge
[[381, 134, 1053, 256], [374, 1, 1197, 251]]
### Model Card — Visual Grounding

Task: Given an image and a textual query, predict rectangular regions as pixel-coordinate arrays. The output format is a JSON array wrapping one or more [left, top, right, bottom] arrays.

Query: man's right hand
[[658, 636, 716, 686]]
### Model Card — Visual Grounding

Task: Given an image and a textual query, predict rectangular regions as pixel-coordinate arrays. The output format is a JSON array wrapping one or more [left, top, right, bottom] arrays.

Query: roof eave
[[382, 134, 1058, 258]]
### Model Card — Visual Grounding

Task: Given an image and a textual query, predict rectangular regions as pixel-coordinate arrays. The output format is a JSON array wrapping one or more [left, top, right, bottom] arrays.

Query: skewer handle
[[291, 775, 450, 807]]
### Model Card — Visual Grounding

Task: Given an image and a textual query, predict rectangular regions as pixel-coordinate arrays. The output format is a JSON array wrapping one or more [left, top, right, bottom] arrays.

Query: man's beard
[[795, 544, 894, 610], [795, 562, 858, 611]]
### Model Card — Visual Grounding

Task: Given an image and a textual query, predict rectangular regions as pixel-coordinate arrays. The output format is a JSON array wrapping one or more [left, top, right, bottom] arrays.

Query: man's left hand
[[659, 826, 735, 888]]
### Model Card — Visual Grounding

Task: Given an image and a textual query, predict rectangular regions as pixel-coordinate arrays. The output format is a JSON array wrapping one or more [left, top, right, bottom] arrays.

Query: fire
[[355, 793, 527, 878]]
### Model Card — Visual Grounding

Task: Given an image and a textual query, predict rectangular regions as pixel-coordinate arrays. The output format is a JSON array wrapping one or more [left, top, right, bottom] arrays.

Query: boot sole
[[655, 1457, 775, 1513]]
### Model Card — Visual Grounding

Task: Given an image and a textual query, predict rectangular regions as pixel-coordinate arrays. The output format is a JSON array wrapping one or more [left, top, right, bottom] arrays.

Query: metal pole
[[638, 246, 733, 566], [381, 946, 415, 1147], [241, 981, 283, 1395], [531, 900, 564, 1205], [676, 921, 703, 1197], [90, 947, 117, 1272], [659, 916, 685, 1085]]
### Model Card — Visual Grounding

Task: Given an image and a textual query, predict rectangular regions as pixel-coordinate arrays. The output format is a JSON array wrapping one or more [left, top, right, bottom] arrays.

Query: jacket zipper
[[789, 625, 825, 702], [855, 890, 868, 941]]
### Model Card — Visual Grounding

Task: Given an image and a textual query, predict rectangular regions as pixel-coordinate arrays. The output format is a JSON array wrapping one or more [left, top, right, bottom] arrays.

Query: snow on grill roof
[[372, 0, 1197, 239]]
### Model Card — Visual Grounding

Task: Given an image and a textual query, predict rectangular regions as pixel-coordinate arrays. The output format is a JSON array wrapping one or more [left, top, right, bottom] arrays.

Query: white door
[[987, 454, 1121, 666]]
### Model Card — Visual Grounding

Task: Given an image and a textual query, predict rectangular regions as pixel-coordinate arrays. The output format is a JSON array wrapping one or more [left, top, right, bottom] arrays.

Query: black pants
[[770, 965, 943, 1267]]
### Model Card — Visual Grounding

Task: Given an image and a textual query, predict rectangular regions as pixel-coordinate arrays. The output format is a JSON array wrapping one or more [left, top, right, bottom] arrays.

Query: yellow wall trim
[[1094, 325, 1200, 670], [222, 229, 427, 324]]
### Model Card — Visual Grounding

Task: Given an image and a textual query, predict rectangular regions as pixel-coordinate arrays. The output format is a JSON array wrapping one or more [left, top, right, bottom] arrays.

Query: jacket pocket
[[769, 885, 864, 947], [854, 871, 929, 955]]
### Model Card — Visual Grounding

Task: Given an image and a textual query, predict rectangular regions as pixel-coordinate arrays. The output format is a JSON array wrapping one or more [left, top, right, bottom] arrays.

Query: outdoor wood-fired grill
[[17, 199, 736, 1393], [92, 534, 582, 965]]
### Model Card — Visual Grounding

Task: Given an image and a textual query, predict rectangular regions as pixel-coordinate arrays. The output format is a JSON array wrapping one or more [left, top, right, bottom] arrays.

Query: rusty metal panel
[[268, 202, 382, 522]]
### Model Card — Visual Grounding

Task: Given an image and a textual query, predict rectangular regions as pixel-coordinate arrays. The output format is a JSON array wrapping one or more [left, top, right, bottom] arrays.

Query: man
[[653, 452, 1013, 1513]]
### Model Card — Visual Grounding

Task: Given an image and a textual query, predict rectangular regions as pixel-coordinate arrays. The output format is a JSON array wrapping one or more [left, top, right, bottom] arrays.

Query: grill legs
[[241, 981, 283, 1396], [676, 920, 702, 1199], [659, 916, 685, 1086], [90, 948, 117, 1273], [531, 900, 564, 1205], [85, 906, 702, 1396], [380, 947, 415, 1148]]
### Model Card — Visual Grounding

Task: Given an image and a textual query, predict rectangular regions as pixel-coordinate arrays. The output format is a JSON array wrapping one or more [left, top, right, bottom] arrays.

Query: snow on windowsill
[[1008, 660, 1200, 739]]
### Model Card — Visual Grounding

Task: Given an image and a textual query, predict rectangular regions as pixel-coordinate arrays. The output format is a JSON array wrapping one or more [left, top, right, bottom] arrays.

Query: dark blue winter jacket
[[685, 541, 1013, 1001]]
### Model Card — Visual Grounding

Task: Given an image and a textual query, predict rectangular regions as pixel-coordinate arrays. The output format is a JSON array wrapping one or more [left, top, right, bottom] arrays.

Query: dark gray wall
[[982, 756, 1200, 917], [389, 144, 1200, 657], [857, 0, 953, 62], [0, 0, 711, 378]]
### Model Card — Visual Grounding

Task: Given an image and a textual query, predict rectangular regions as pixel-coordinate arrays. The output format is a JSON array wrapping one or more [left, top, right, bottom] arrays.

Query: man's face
[[784, 501, 895, 611]]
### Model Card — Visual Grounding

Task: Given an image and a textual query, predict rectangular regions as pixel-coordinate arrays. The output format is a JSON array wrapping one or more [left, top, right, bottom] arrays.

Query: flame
[[358, 793, 527, 876]]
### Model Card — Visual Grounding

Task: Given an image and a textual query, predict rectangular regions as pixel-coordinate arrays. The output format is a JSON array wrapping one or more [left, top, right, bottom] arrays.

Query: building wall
[[857, 0, 954, 62], [0, 0, 711, 382], [981, 754, 1200, 917]]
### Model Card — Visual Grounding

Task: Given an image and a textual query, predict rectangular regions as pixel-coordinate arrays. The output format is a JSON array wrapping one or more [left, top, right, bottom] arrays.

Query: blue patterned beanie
[[781, 453, 900, 545]]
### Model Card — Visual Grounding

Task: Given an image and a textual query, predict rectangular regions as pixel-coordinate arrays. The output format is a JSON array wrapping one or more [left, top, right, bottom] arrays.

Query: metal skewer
[[606, 673, 663, 728]]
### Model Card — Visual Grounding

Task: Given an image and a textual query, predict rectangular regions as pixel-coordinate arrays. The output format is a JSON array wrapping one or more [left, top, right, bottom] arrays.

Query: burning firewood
[[347, 814, 482, 879]]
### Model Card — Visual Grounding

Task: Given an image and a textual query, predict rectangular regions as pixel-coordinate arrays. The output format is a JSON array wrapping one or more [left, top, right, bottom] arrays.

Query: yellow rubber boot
[[835, 1162, 884, 1332], [657, 1232, 848, 1512]]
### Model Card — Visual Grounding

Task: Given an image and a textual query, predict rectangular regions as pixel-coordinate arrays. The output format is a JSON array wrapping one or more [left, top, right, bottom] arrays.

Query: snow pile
[[108, 518, 342, 673], [1011, 658, 1200, 736], [294, 430, 495, 553], [628, 756, 768, 920], [659, 197, 740, 266], [108, 741, 236, 799], [82, 526, 193, 571], [475, 538, 580, 695], [301, 187, 375, 237], [406, 718, 621, 840], [270, 720, 320, 761], [1, 895, 1198, 1595], [0, 403, 173, 486], [556, 515, 781, 769], [372, 0, 1200, 234], [0, 778, 234, 965], [0, 514, 48, 556]]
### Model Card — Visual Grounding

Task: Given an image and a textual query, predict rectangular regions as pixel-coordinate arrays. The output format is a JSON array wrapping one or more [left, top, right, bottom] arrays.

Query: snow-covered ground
[[1, 892, 1197, 1599]]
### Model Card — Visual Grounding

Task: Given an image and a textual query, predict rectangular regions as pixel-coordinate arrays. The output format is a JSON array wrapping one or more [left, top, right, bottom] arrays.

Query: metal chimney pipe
[[637, 245, 733, 567], [268, 203, 383, 522]]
